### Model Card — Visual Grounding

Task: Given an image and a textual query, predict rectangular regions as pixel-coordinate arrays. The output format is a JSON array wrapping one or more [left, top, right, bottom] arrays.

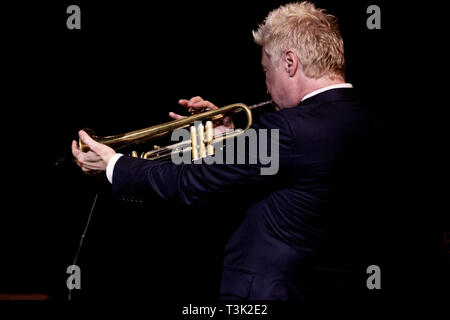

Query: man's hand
[[71, 130, 116, 175], [170, 96, 234, 135]]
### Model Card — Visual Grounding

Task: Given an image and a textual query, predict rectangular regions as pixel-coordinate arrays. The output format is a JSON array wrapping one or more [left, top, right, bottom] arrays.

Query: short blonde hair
[[253, 2, 345, 80]]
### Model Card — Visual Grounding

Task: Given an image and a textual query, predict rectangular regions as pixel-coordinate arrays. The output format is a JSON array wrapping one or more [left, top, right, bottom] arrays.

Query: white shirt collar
[[301, 83, 353, 102]]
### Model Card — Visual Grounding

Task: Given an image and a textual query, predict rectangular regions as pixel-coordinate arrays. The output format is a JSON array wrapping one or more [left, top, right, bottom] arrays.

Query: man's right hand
[[170, 96, 234, 135]]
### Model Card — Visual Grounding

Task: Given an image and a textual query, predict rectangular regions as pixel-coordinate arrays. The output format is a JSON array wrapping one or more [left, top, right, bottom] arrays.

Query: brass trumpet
[[80, 100, 273, 161]]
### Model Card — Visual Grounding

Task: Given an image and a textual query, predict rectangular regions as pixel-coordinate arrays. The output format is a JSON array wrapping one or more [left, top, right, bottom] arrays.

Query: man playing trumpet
[[72, 2, 381, 300]]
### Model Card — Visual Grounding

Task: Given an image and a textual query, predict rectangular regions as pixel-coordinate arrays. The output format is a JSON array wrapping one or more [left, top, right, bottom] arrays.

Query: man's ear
[[284, 50, 299, 77]]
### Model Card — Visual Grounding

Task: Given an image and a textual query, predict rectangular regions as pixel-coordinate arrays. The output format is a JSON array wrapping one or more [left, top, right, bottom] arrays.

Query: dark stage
[[1, 0, 448, 315]]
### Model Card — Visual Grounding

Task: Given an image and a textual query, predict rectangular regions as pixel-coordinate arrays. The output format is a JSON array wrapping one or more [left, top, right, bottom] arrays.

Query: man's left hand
[[71, 130, 116, 175]]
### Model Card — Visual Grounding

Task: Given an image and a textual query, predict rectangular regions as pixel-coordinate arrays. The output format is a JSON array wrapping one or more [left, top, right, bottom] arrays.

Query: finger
[[72, 140, 86, 167], [169, 112, 186, 120], [83, 163, 104, 172], [82, 151, 102, 164], [78, 130, 101, 153], [180, 96, 218, 110], [187, 96, 204, 107], [71, 140, 81, 157], [187, 96, 216, 109], [191, 100, 217, 110], [178, 99, 189, 107], [82, 167, 101, 176], [178, 99, 200, 112], [80, 159, 102, 171]]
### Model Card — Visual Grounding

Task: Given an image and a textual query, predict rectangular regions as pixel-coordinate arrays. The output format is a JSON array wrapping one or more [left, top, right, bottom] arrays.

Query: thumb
[[79, 130, 101, 152]]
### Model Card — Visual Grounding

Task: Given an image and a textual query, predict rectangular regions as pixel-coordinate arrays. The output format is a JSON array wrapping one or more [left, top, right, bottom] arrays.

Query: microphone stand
[[68, 192, 99, 301]]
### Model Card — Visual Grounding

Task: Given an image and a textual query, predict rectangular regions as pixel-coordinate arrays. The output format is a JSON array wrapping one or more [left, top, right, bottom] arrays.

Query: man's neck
[[278, 76, 347, 109], [298, 78, 346, 102], [301, 82, 353, 102]]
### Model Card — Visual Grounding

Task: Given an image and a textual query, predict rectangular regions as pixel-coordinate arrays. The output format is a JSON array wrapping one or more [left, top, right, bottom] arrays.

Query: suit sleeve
[[112, 112, 294, 205]]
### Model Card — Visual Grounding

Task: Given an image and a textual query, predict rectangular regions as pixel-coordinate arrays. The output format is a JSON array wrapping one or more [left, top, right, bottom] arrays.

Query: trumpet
[[80, 100, 274, 161]]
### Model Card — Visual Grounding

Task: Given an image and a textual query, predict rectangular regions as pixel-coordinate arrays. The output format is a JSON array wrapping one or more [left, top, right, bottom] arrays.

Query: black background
[[1, 0, 447, 313]]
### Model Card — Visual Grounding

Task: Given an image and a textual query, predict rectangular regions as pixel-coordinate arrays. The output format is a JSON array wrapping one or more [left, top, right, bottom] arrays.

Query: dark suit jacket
[[112, 88, 382, 300]]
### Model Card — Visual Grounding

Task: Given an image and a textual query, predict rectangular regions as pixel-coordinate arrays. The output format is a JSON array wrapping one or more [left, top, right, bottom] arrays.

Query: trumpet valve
[[197, 123, 206, 158], [190, 121, 215, 161], [205, 121, 215, 156], [190, 126, 200, 161]]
